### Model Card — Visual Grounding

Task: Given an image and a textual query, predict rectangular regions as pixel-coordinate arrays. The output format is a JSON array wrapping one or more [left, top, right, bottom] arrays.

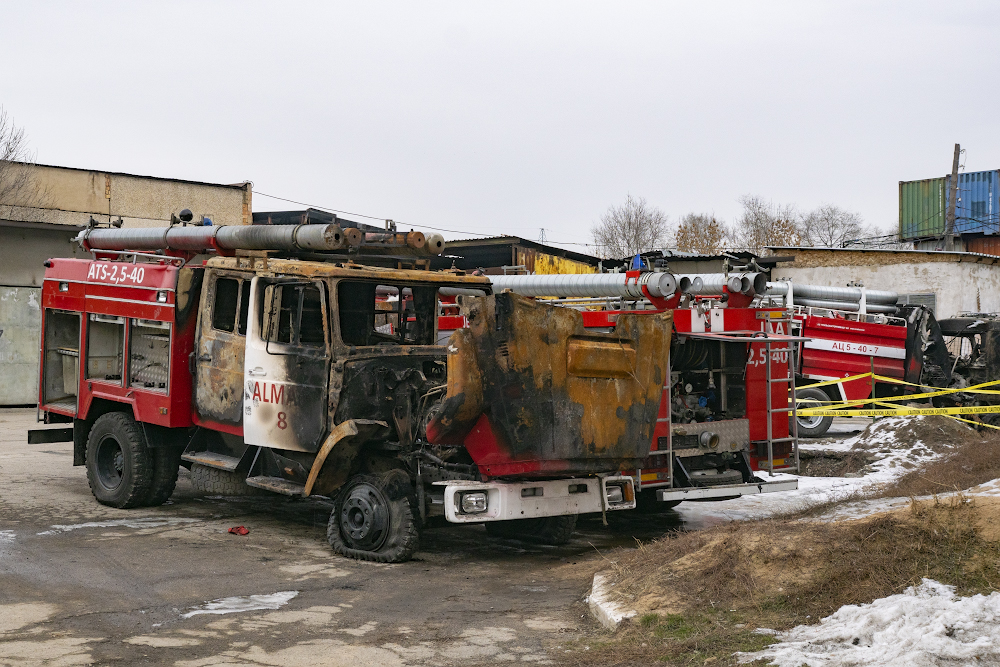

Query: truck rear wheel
[[144, 446, 183, 506], [793, 387, 834, 438], [327, 470, 419, 563], [189, 463, 262, 496], [86, 412, 154, 509], [484, 515, 577, 545]]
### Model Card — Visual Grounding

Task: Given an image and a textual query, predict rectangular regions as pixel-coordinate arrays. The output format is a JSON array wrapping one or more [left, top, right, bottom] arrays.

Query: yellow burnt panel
[[566, 338, 638, 379]]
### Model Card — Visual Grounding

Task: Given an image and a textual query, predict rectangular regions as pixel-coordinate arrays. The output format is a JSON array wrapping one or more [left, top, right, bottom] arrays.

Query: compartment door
[[243, 277, 331, 453]]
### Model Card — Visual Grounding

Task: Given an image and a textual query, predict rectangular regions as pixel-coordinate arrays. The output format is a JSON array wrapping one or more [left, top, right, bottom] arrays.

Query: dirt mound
[[849, 415, 977, 455]]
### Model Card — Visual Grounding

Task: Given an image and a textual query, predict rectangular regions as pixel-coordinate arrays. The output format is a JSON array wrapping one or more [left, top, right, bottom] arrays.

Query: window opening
[[129, 319, 171, 391], [212, 277, 240, 333], [261, 282, 326, 348], [338, 281, 437, 346], [238, 281, 251, 335], [86, 314, 124, 383]]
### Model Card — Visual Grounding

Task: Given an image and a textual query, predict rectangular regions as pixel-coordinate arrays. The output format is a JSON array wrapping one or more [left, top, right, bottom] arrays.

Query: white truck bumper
[[439, 475, 636, 524], [655, 479, 798, 502]]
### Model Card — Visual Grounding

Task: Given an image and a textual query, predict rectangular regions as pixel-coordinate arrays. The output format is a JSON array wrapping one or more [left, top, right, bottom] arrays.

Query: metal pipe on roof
[[489, 272, 677, 299], [680, 273, 767, 296], [78, 223, 353, 253], [766, 282, 898, 305], [794, 298, 898, 314]]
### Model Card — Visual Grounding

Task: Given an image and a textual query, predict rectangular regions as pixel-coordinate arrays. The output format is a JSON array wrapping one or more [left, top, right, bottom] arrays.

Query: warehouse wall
[[0, 163, 251, 229], [772, 259, 1000, 319]]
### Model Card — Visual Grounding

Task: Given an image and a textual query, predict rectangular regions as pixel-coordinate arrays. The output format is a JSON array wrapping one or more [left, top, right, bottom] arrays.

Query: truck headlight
[[459, 491, 488, 514], [605, 484, 624, 504]]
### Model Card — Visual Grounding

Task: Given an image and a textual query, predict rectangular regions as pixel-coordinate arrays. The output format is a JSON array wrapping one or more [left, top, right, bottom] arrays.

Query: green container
[[899, 177, 946, 240]]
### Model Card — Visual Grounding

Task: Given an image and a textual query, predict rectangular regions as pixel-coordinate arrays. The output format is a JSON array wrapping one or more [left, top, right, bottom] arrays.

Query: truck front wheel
[[327, 470, 419, 563], [793, 387, 835, 438], [85, 412, 154, 509], [485, 515, 577, 545]]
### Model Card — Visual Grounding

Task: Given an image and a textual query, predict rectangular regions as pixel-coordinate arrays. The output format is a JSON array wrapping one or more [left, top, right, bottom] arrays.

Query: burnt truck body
[[32, 223, 671, 562]]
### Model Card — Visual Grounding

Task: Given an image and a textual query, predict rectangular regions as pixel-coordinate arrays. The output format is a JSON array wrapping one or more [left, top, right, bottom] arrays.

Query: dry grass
[[880, 427, 1000, 498], [568, 497, 1000, 667]]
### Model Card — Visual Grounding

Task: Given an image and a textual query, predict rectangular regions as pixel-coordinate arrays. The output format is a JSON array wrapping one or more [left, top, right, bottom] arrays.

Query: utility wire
[[253, 190, 599, 246]]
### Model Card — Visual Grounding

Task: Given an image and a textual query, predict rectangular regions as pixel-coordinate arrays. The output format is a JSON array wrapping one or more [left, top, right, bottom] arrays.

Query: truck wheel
[[327, 470, 419, 563], [86, 412, 154, 509], [144, 446, 183, 506], [189, 463, 262, 496], [793, 387, 834, 438], [485, 515, 577, 545]]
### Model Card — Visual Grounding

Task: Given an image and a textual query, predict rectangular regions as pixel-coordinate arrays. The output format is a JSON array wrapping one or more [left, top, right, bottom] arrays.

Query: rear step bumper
[[439, 475, 636, 523], [655, 479, 798, 502]]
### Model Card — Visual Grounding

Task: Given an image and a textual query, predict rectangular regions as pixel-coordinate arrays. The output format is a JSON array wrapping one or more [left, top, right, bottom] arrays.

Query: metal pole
[[945, 143, 962, 251]]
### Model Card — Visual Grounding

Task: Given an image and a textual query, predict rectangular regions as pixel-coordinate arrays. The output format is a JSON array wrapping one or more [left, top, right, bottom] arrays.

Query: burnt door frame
[[194, 270, 250, 427]]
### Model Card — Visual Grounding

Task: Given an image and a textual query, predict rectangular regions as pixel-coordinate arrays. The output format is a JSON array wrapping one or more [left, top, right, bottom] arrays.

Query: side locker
[[243, 276, 332, 453], [193, 270, 251, 427]]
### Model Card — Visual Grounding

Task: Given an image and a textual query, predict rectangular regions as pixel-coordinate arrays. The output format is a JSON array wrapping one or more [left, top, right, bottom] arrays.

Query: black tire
[[144, 445, 183, 506], [484, 514, 578, 545], [327, 470, 420, 563], [793, 387, 835, 438], [189, 463, 262, 496], [86, 412, 154, 509]]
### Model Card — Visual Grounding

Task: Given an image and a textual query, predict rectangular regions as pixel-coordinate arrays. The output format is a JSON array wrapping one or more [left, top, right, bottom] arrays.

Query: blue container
[[950, 169, 1000, 235]]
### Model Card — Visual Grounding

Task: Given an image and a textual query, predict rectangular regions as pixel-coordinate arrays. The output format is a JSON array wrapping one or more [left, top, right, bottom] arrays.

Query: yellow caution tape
[[947, 415, 1000, 431], [792, 373, 1000, 412], [796, 403, 1000, 417]]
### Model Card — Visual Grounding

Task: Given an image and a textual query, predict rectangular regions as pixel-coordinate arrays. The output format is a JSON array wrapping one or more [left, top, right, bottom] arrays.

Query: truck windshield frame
[[337, 280, 438, 346]]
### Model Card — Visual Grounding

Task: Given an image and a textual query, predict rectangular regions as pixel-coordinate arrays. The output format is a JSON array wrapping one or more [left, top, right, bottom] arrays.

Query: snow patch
[[738, 579, 1000, 666], [587, 571, 636, 630], [181, 591, 298, 618], [0, 530, 15, 543], [37, 517, 200, 535]]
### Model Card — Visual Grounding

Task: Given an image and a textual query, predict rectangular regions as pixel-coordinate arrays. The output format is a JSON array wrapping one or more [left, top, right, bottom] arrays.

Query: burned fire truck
[[445, 271, 804, 507], [30, 214, 672, 562]]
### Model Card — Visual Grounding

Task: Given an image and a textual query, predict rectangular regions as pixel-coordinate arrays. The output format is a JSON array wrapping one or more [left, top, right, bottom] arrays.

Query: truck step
[[245, 476, 305, 496], [182, 450, 243, 472]]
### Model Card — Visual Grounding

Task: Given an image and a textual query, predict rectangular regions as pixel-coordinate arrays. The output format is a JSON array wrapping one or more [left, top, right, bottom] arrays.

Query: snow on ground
[[737, 579, 1000, 667], [676, 416, 963, 529]]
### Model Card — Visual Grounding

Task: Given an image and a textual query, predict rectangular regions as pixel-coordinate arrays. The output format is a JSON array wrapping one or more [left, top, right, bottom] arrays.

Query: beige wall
[[0, 163, 251, 229], [770, 249, 1000, 319]]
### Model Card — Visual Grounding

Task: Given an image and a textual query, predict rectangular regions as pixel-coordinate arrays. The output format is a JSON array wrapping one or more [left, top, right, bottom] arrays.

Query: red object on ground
[[228, 526, 250, 536]]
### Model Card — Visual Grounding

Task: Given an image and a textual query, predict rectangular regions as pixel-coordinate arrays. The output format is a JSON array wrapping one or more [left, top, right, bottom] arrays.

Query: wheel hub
[[95, 435, 125, 491], [339, 484, 389, 551], [796, 400, 825, 429]]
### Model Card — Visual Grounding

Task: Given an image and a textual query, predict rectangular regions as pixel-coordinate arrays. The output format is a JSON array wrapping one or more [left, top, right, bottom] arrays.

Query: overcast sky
[[2, 2, 998, 250]]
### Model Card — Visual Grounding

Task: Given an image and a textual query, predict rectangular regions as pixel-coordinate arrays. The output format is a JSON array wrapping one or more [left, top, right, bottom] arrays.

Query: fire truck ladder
[[759, 318, 801, 476]]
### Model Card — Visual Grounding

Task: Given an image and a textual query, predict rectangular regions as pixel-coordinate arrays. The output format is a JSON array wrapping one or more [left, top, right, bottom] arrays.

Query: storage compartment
[[87, 314, 124, 383], [42, 310, 81, 407], [129, 319, 170, 391]]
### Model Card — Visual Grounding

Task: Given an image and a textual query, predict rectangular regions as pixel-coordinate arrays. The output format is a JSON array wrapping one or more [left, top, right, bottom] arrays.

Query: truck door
[[194, 272, 251, 427], [243, 277, 331, 452]]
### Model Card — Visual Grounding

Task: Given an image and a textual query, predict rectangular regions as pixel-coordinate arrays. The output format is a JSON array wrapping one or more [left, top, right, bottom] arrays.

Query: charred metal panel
[[427, 292, 671, 473], [194, 271, 249, 427]]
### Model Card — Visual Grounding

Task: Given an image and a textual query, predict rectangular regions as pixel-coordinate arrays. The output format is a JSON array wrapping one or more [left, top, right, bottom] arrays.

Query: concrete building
[[765, 246, 1000, 318], [0, 162, 251, 405]]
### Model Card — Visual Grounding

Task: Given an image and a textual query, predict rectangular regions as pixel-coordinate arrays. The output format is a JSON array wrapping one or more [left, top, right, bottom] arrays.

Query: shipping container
[[899, 169, 1000, 240], [899, 177, 946, 240], [953, 170, 999, 235], [966, 235, 1000, 257]]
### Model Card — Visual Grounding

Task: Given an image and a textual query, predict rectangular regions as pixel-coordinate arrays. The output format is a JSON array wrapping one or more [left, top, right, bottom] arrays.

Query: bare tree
[[0, 107, 38, 215], [674, 213, 727, 254], [729, 194, 802, 254], [800, 204, 879, 247], [591, 194, 669, 258]]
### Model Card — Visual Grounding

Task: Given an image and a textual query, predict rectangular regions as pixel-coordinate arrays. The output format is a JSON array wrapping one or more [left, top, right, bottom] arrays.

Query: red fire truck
[[29, 217, 674, 562]]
